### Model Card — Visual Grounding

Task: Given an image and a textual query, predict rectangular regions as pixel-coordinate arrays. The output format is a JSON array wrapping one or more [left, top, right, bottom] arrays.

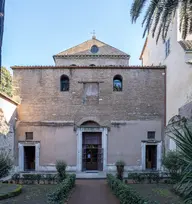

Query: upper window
[[147, 131, 155, 140], [25, 132, 33, 140], [91, 45, 99, 54], [89, 64, 96, 67], [113, 75, 123, 91], [60, 75, 69, 91], [165, 39, 170, 58], [70, 64, 76, 66]]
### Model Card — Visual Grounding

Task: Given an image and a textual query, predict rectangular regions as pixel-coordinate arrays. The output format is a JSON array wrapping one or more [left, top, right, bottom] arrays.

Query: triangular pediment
[[54, 38, 129, 56]]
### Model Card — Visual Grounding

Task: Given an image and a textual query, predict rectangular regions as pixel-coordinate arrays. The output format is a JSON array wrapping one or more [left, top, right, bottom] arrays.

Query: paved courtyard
[[68, 180, 119, 204]]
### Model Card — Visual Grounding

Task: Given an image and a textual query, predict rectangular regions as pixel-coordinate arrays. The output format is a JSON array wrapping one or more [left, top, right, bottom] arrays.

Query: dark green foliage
[[0, 152, 13, 179], [47, 174, 76, 204], [0, 67, 12, 97], [128, 172, 161, 184], [11, 173, 58, 184], [56, 160, 67, 182], [11, 173, 20, 184], [166, 117, 192, 203], [130, 0, 192, 42], [162, 150, 183, 183], [107, 174, 158, 204], [115, 160, 125, 181]]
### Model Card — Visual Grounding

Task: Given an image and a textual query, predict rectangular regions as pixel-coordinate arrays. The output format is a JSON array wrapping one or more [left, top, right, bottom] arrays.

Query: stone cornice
[[53, 54, 130, 59], [11, 65, 166, 70], [18, 121, 74, 127]]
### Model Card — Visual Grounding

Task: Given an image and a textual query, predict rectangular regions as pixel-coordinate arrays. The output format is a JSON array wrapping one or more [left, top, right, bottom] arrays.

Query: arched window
[[113, 75, 123, 91], [60, 75, 69, 91], [70, 64, 76, 66], [89, 64, 96, 67]]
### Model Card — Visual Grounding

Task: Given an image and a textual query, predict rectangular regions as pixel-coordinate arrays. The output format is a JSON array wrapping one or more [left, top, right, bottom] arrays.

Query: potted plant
[[115, 160, 125, 181]]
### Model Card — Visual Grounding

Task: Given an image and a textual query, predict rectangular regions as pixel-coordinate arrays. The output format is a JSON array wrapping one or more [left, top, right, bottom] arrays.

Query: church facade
[[12, 36, 166, 173]]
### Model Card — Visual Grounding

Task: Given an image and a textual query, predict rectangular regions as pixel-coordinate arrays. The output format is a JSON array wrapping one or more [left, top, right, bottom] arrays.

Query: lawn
[[0, 185, 55, 204], [129, 183, 183, 204]]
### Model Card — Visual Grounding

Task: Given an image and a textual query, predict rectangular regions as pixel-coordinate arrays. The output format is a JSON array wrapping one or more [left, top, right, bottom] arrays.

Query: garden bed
[[0, 183, 22, 200], [107, 174, 183, 204], [130, 183, 183, 204], [0, 184, 54, 204]]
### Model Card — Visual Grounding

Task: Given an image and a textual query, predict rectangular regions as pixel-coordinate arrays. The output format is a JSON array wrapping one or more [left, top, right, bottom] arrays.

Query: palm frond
[[142, 0, 159, 37], [167, 120, 192, 202], [130, 0, 148, 23], [131, 0, 192, 41]]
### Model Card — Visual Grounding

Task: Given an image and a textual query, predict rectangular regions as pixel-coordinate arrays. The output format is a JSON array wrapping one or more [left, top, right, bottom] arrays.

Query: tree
[[130, 0, 192, 42], [0, 67, 12, 97], [166, 117, 192, 203]]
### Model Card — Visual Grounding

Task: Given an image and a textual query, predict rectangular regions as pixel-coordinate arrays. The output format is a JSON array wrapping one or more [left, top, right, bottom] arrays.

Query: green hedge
[[47, 174, 76, 204], [107, 174, 158, 204], [0, 184, 22, 200]]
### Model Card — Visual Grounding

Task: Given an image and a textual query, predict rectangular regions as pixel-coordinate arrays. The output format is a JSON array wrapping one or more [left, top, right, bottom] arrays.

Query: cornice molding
[[53, 54, 130, 60]]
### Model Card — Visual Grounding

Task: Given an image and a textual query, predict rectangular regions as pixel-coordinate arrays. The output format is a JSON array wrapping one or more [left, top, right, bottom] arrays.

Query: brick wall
[[13, 67, 165, 126]]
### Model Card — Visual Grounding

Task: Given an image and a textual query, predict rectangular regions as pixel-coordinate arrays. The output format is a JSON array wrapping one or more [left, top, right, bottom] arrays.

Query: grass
[[0, 184, 55, 204], [129, 183, 183, 204]]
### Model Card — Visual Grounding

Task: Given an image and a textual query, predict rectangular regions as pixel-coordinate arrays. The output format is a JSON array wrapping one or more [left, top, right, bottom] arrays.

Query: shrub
[[56, 160, 67, 182], [47, 174, 76, 204], [162, 150, 183, 183], [115, 160, 125, 181], [0, 152, 13, 179], [128, 172, 161, 184], [12, 173, 20, 184], [107, 174, 157, 204]]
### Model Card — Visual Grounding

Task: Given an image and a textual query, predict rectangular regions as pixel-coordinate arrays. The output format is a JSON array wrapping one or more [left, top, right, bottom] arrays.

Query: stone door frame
[[18, 142, 40, 171], [76, 127, 108, 172], [141, 141, 162, 170]]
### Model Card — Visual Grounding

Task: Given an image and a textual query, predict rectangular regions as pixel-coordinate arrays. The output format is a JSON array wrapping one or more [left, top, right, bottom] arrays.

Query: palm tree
[[130, 0, 192, 43], [166, 117, 192, 203]]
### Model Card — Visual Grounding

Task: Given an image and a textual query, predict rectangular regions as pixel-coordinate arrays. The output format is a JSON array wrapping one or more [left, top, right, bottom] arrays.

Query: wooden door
[[82, 132, 103, 171]]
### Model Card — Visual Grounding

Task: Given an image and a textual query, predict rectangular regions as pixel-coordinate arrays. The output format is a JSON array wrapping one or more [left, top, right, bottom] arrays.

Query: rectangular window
[[165, 38, 170, 58], [147, 131, 155, 140], [25, 132, 33, 140]]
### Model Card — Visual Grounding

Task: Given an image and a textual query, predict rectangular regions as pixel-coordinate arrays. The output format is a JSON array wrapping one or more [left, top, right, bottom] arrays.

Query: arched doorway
[[81, 121, 103, 171]]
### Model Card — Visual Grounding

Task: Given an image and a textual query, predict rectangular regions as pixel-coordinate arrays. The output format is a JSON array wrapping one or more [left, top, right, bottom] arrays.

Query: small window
[[91, 45, 99, 53], [165, 39, 170, 58], [147, 131, 155, 139], [60, 75, 69, 91], [113, 75, 123, 91], [70, 64, 76, 66], [89, 64, 96, 67], [25, 132, 33, 140]]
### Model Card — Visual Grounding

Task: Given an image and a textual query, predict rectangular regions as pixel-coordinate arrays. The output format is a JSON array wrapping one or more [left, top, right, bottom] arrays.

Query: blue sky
[[2, 0, 145, 70]]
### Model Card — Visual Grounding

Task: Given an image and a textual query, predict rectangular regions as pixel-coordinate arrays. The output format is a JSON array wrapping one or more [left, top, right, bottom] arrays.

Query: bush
[[56, 160, 67, 182], [162, 150, 183, 183], [107, 174, 158, 204], [115, 160, 125, 181], [47, 174, 76, 204], [0, 152, 13, 179], [128, 172, 161, 184]]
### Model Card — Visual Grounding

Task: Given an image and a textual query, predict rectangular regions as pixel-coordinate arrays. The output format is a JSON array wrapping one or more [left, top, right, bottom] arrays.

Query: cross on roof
[[91, 30, 96, 39]]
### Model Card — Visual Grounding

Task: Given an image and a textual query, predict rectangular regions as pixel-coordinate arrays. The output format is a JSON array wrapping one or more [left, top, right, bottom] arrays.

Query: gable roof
[[53, 37, 129, 57]]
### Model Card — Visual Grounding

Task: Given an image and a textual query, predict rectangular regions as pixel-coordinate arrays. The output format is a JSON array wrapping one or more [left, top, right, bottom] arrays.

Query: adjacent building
[[139, 12, 192, 149], [0, 92, 18, 157]]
